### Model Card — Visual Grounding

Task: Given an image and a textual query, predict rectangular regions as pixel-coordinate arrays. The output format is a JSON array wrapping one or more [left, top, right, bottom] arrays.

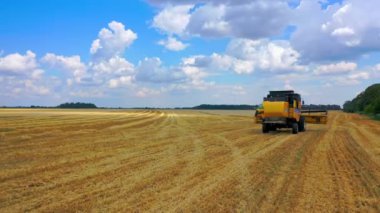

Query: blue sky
[[0, 0, 379, 107]]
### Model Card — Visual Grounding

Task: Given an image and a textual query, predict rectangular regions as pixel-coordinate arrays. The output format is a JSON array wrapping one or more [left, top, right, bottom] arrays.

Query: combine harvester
[[256, 90, 327, 134]]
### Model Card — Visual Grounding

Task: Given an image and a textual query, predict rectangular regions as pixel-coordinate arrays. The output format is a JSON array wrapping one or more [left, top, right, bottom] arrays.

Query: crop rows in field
[[0, 109, 379, 212]]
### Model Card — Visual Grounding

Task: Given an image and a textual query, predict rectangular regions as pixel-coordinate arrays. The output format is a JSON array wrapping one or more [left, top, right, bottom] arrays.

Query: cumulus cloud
[[136, 87, 161, 98], [133, 56, 213, 91], [152, 1, 291, 39], [331, 27, 355, 37], [31, 69, 45, 79], [91, 56, 134, 75], [152, 5, 193, 35], [184, 39, 305, 74], [91, 21, 137, 60], [336, 71, 370, 85], [186, 4, 230, 37], [180, 63, 211, 89], [183, 53, 253, 74], [42, 53, 86, 83], [369, 64, 380, 79], [136, 57, 186, 83], [151, 0, 380, 63], [227, 39, 305, 72], [3, 12, 379, 107], [292, 0, 380, 61], [0, 51, 38, 74], [38, 21, 138, 90], [24, 80, 50, 95], [158, 36, 189, 51], [0, 51, 61, 99], [108, 76, 133, 88], [314, 61, 357, 75]]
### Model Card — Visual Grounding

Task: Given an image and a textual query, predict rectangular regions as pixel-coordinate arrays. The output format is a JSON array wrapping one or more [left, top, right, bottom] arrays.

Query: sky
[[1, 0, 380, 107]]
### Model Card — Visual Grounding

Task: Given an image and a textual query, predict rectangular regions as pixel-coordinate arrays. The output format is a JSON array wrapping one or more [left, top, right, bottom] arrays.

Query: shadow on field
[[251, 128, 323, 135]]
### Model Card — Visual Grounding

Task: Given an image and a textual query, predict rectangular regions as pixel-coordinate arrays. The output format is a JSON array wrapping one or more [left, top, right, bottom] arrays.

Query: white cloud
[[91, 21, 137, 60], [184, 39, 305, 74], [181, 64, 208, 83], [42, 53, 86, 82], [371, 63, 380, 78], [337, 71, 370, 85], [292, 0, 380, 61], [0, 51, 56, 98], [136, 87, 161, 98], [31, 69, 45, 79], [314, 61, 357, 75], [331, 27, 355, 37], [132, 56, 214, 91], [152, 5, 193, 35], [136, 57, 185, 83], [108, 76, 133, 88], [348, 72, 369, 80], [0, 51, 38, 74], [24, 80, 50, 95], [3, 15, 379, 107], [91, 56, 134, 75], [231, 58, 255, 74], [158, 36, 189, 51], [227, 39, 305, 72], [187, 4, 230, 37], [152, 1, 291, 39]]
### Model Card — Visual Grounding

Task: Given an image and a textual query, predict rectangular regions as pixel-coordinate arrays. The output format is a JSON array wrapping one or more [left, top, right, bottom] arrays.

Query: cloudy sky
[[1, 0, 380, 107]]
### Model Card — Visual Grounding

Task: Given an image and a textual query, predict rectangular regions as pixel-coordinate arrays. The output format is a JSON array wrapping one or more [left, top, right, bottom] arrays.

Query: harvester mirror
[[302, 100, 305, 105]]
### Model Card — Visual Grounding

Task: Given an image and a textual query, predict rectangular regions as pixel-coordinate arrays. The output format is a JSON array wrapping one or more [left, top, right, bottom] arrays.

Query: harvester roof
[[264, 90, 301, 102]]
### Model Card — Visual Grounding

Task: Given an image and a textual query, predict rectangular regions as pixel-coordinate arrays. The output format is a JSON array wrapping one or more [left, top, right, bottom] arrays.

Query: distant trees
[[30, 105, 49, 108], [57, 102, 97, 109], [343, 84, 380, 114], [192, 104, 257, 110], [191, 104, 341, 110], [302, 104, 341, 110]]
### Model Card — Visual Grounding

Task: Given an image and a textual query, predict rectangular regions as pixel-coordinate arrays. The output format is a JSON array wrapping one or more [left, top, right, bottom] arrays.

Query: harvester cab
[[258, 90, 327, 134]]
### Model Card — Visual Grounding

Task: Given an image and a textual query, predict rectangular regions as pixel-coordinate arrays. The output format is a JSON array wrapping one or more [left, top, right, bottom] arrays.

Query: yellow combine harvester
[[256, 90, 327, 134]]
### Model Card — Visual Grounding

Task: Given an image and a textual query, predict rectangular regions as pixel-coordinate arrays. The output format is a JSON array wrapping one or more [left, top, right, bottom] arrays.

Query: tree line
[[192, 104, 341, 110], [192, 104, 258, 110], [57, 102, 97, 108], [302, 104, 341, 110], [343, 84, 380, 115]]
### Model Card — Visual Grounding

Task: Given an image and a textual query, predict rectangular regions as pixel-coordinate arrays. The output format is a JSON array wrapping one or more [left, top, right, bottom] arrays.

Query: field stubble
[[0, 109, 379, 212]]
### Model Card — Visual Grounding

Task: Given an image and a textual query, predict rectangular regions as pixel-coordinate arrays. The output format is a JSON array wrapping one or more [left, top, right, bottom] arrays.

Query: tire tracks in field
[[164, 118, 297, 211], [37, 111, 192, 211], [293, 112, 380, 212], [0, 111, 157, 152], [0, 111, 173, 211], [1, 110, 380, 212]]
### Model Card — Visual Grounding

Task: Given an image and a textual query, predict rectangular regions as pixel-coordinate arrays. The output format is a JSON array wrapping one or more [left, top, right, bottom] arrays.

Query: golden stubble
[[0, 109, 379, 212]]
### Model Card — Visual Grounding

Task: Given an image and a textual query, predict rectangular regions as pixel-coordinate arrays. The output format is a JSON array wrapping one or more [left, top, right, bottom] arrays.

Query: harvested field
[[0, 109, 379, 212]]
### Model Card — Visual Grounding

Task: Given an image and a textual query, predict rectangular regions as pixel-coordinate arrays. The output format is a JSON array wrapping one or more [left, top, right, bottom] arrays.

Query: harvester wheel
[[299, 117, 306, 132], [262, 124, 269, 133], [292, 122, 299, 134]]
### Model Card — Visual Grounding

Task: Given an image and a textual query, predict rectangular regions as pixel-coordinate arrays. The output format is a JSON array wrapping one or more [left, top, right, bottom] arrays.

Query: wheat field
[[0, 109, 379, 212]]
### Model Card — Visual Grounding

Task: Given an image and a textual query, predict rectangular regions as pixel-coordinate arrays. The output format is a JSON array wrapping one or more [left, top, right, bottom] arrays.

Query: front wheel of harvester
[[299, 116, 306, 132], [292, 122, 299, 134], [262, 123, 269, 133]]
